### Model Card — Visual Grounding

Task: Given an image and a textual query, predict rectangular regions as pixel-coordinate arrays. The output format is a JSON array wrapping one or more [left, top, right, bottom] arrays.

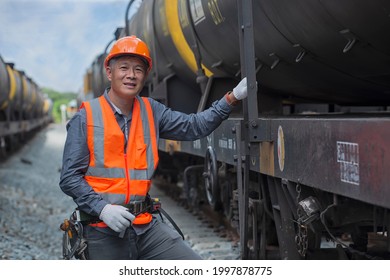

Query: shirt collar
[[104, 87, 131, 116], [103, 88, 124, 116]]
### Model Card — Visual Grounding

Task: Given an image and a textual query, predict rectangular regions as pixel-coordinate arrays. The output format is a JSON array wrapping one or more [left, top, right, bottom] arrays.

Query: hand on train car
[[232, 77, 249, 100], [99, 204, 135, 232]]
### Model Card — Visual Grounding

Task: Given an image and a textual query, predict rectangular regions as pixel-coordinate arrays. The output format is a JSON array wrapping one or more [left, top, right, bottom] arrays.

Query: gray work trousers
[[84, 220, 202, 260]]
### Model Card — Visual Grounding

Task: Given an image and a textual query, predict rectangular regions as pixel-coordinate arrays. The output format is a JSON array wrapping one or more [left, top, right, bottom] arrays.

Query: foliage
[[42, 87, 78, 123]]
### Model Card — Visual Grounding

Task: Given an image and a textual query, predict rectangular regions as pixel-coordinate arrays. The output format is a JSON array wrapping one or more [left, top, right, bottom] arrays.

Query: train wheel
[[183, 165, 202, 213], [203, 146, 221, 210]]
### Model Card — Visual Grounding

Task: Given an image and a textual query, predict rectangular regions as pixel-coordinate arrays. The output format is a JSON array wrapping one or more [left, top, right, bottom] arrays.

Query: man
[[59, 36, 248, 260]]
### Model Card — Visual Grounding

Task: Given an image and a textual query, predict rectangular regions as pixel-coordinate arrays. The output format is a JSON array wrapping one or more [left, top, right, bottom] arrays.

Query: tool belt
[[76, 197, 161, 226], [60, 196, 184, 260]]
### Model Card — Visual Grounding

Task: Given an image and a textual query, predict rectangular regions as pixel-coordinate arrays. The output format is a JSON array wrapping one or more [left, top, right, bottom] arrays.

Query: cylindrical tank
[[1, 55, 44, 121], [20, 72, 34, 119], [91, 53, 109, 98], [10, 67, 24, 119], [42, 97, 53, 116], [125, 0, 390, 105], [83, 69, 93, 96], [0, 56, 11, 112], [79, 69, 95, 104], [126, 0, 202, 86], [127, 0, 184, 84], [29, 80, 44, 118]]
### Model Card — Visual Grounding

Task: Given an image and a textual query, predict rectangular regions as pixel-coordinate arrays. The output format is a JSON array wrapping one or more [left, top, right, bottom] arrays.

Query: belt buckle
[[134, 203, 141, 214], [127, 201, 143, 214]]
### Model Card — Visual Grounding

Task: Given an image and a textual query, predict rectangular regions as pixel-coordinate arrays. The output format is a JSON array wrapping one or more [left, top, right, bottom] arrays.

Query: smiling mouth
[[124, 82, 136, 88]]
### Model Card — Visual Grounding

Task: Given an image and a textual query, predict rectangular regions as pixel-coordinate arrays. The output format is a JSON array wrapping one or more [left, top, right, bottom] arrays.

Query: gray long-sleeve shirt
[[59, 89, 233, 218]]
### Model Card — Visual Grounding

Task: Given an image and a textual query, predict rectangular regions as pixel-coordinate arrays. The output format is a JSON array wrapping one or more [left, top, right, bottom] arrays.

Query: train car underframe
[[254, 116, 390, 260], [157, 111, 390, 260], [0, 117, 51, 159]]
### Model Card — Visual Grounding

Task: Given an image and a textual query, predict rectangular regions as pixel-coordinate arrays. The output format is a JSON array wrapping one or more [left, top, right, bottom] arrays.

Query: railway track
[[151, 179, 241, 260]]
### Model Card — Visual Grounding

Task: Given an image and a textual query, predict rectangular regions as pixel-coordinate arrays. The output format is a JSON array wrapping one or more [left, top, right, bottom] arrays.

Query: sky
[[0, 0, 136, 93]]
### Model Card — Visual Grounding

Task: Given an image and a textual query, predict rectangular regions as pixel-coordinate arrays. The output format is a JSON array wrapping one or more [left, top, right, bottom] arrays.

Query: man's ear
[[105, 66, 112, 81]]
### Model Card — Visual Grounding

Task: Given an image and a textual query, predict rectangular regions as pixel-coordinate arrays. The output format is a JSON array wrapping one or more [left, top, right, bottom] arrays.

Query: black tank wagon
[[83, 0, 390, 259], [0, 55, 52, 159]]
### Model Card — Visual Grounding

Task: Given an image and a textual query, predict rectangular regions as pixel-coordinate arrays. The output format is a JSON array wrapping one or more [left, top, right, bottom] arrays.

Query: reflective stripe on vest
[[82, 96, 159, 207]]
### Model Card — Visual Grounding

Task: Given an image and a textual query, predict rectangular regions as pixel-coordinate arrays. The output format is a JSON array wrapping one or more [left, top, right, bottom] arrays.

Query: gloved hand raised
[[99, 204, 135, 232], [232, 77, 248, 100]]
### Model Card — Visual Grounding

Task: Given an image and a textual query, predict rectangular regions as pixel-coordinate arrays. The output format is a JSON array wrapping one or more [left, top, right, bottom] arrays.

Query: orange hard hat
[[104, 35, 152, 72]]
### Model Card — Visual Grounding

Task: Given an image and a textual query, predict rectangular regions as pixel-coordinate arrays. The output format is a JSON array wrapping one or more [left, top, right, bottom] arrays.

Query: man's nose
[[126, 68, 136, 79]]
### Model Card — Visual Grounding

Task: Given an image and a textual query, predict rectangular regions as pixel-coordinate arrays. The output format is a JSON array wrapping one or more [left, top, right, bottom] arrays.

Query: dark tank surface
[[123, 0, 390, 105], [0, 56, 10, 111]]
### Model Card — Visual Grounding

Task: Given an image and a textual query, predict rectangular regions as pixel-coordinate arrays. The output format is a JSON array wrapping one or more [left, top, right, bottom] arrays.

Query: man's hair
[[108, 57, 118, 68]]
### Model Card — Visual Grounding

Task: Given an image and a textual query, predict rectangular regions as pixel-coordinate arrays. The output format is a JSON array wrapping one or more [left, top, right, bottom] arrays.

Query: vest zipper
[[123, 114, 130, 204], [124, 153, 131, 204]]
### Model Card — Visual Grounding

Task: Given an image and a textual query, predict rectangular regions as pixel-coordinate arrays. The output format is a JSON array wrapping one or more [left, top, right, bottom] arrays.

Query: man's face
[[106, 55, 147, 99]]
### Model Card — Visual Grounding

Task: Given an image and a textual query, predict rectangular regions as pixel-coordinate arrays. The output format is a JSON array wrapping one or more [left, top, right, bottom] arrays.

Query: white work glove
[[232, 77, 248, 100], [99, 204, 135, 232]]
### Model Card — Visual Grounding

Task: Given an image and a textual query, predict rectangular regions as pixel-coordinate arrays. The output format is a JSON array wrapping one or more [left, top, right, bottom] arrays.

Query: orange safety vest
[[81, 95, 159, 225]]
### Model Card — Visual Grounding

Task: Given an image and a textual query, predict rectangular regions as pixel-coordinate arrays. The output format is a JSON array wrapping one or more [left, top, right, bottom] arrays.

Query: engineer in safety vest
[[59, 35, 248, 259]]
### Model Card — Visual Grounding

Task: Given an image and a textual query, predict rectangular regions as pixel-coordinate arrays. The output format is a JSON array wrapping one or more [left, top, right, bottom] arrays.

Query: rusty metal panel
[[266, 116, 390, 209]]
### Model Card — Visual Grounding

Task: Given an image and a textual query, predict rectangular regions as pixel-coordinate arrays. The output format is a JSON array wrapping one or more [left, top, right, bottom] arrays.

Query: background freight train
[[0, 55, 53, 159]]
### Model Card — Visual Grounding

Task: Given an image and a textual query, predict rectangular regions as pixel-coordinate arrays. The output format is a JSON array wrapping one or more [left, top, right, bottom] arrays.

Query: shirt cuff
[[224, 91, 239, 106]]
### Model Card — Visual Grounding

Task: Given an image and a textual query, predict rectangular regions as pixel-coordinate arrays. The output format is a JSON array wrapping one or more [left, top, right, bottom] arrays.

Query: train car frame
[[155, 0, 390, 260]]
